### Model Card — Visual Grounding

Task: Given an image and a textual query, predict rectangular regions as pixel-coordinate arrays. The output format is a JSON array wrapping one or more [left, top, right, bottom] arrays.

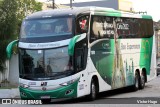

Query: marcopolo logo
[[41, 82, 47, 86], [102, 42, 110, 49]]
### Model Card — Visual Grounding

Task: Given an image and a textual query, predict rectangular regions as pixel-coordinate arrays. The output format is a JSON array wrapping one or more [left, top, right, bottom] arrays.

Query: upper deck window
[[20, 17, 73, 38], [76, 15, 90, 34]]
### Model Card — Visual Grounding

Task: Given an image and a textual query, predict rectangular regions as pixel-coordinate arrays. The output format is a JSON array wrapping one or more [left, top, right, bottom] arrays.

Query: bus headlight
[[20, 83, 30, 88], [60, 78, 78, 86]]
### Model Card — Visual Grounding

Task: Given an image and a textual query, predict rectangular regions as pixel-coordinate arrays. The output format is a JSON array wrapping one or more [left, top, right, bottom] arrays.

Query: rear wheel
[[140, 72, 145, 89], [133, 72, 140, 91]]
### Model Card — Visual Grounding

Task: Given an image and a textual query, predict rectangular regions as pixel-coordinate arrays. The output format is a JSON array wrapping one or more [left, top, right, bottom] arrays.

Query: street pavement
[[0, 88, 19, 98], [0, 76, 160, 107]]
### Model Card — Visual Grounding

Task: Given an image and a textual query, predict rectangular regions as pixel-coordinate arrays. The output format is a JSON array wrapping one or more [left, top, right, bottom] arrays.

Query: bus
[[7, 7, 156, 102]]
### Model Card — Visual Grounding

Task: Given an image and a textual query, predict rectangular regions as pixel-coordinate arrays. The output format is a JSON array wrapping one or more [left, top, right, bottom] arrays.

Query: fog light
[[21, 92, 27, 97], [65, 89, 73, 95]]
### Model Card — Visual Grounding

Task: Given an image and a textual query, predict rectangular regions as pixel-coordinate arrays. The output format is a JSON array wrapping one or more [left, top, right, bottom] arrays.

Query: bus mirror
[[68, 33, 86, 56], [6, 40, 18, 59]]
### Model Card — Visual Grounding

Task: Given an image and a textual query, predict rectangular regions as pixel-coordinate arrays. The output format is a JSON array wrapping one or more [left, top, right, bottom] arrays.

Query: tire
[[133, 72, 140, 91], [139, 72, 145, 89], [88, 79, 97, 101]]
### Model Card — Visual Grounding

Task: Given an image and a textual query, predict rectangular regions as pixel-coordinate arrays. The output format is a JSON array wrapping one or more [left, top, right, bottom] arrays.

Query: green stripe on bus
[[95, 12, 121, 17], [68, 35, 80, 56], [142, 15, 152, 19], [139, 36, 153, 75], [107, 12, 121, 17]]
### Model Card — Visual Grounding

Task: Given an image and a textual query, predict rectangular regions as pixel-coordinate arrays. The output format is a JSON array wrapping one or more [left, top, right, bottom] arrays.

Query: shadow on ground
[[48, 86, 135, 104]]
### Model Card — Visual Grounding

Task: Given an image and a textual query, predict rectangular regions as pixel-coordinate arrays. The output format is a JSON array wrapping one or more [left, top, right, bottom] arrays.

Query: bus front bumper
[[19, 81, 78, 100]]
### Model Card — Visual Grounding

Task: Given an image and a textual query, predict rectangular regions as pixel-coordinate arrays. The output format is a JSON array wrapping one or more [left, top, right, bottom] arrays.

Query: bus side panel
[[90, 39, 114, 86], [90, 38, 144, 90], [140, 35, 156, 81], [139, 37, 153, 75], [90, 39, 127, 90], [119, 39, 142, 86]]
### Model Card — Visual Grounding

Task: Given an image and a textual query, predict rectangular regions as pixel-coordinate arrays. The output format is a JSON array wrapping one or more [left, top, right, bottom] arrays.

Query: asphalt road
[[1, 76, 160, 107], [51, 75, 160, 104]]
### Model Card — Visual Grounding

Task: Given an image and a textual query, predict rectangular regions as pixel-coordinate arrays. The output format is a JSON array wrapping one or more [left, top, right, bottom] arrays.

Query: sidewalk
[[0, 88, 20, 98]]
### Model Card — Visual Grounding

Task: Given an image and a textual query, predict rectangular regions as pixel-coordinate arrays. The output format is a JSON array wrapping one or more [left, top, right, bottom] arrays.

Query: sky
[[132, 0, 160, 21], [38, 0, 160, 21]]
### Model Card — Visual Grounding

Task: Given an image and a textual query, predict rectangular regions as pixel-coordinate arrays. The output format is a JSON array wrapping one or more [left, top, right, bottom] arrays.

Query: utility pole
[[70, 0, 74, 8], [70, 0, 72, 8], [52, 0, 55, 9]]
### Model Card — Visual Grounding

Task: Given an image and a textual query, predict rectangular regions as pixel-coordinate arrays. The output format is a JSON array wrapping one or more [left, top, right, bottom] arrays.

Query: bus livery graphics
[[7, 7, 156, 101]]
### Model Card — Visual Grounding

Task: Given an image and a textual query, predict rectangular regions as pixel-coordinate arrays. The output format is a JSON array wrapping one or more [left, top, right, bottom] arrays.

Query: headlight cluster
[[20, 83, 30, 88], [60, 78, 78, 86]]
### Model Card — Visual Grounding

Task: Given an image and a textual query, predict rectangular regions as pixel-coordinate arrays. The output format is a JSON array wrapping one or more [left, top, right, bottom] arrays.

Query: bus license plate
[[41, 96, 50, 99]]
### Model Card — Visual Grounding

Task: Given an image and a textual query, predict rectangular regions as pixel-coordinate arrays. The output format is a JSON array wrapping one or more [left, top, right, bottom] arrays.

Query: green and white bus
[[7, 7, 156, 101]]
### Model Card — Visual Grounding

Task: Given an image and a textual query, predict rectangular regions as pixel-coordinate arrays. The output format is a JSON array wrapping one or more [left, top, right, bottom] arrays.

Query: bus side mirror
[[68, 33, 86, 56], [6, 40, 18, 59]]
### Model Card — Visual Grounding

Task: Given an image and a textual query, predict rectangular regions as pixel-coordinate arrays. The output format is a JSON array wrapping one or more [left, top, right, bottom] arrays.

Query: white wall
[[8, 54, 19, 85]]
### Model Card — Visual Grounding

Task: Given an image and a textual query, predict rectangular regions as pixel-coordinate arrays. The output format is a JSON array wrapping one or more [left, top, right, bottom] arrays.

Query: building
[[36, 0, 69, 10], [36, 0, 133, 12], [154, 22, 160, 63]]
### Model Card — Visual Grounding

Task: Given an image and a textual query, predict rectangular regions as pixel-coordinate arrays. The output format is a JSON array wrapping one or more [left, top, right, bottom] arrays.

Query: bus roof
[[25, 7, 152, 20]]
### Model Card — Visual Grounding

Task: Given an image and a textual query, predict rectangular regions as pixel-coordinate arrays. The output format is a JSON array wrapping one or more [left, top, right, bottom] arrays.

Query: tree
[[16, 0, 42, 34], [0, 0, 42, 72], [0, 0, 17, 40], [0, 0, 17, 71]]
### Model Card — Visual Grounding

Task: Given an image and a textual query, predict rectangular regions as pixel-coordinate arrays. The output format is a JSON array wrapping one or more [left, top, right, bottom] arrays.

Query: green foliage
[[0, 0, 42, 72], [0, 0, 17, 72], [16, 0, 42, 29], [0, 40, 9, 71], [0, 0, 17, 40]]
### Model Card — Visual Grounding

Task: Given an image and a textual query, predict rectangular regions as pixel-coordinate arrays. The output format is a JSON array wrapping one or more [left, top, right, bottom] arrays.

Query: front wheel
[[88, 80, 97, 101]]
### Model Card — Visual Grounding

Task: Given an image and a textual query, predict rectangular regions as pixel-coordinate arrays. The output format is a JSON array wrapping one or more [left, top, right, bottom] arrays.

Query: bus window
[[67, 18, 72, 32], [20, 17, 73, 38], [90, 16, 114, 42], [76, 15, 89, 34], [75, 48, 84, 72]]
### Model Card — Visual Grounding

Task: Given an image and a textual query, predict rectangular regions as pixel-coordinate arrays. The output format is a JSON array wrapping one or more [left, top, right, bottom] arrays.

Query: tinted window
[[76, 15, 90, 34], [20, 17, 72, 38], [90, 16, 114, 42], [19, 47, 73, 80], [90, 15, 153, 42], [116, 18, 153, 38]]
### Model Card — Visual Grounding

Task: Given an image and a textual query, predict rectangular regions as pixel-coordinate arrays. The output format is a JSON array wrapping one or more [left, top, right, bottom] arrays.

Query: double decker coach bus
[[7, 7, 156, 102]]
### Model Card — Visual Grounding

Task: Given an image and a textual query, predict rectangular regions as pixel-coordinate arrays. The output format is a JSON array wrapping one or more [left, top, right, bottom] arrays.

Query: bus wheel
[[140, 72, 145, 89], [89, 79, 97, 101], [133, 72, 140, 91]]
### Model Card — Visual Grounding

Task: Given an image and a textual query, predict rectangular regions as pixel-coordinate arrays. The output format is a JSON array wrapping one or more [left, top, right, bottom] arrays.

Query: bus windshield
[[20, 17, 73, 38], [19, 47, 73, 80]]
